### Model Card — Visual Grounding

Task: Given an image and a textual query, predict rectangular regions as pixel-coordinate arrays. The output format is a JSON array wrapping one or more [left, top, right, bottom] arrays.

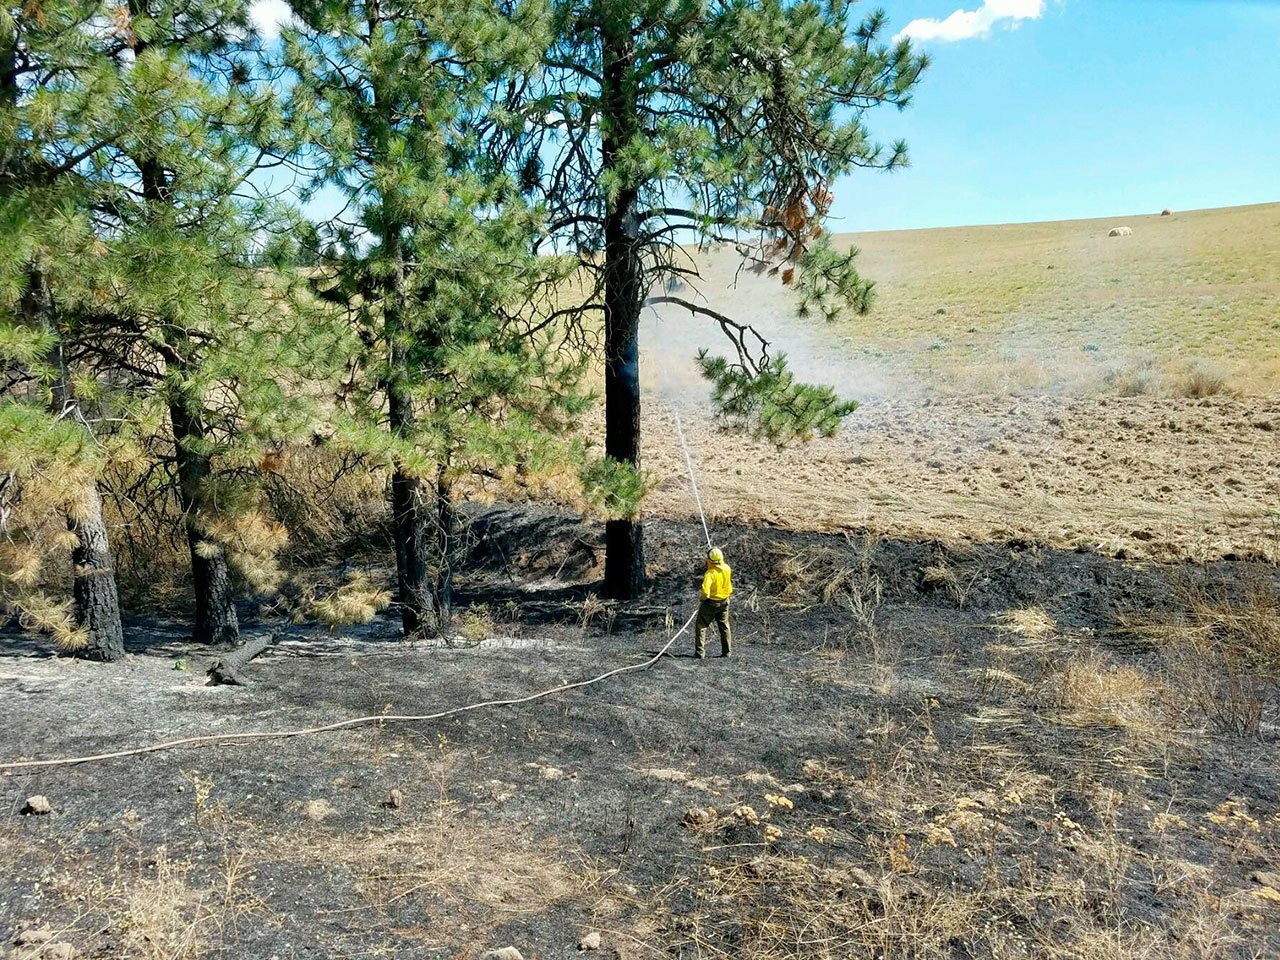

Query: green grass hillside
[[834, 202, 1280, 395], [654, 203, 1280, 399]]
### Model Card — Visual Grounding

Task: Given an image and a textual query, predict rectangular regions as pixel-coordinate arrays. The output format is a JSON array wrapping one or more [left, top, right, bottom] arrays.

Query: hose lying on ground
[[0, 609, 697, 773]]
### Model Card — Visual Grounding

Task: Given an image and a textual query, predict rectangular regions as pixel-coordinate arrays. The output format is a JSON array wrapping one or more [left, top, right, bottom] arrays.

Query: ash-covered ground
[[3, 508, 1279, 959]]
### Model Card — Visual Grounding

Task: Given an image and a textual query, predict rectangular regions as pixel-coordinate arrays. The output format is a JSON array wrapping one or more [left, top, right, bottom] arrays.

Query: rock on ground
[[20, 796, 51, 816]]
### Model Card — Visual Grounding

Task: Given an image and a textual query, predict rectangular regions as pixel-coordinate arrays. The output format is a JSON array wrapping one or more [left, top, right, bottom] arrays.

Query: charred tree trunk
[[433, 468, 455, 631], [389, 463, 435, 637], [24, 266, 125, 661], [66, 483, 126, 661], [169, 390, 239, 646], [207, 628, 280, 685], [600, 20, 646, 601]]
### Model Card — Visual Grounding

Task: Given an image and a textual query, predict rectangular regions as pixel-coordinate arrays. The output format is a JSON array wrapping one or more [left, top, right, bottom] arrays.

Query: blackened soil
[[2, 506, 1278, 959]]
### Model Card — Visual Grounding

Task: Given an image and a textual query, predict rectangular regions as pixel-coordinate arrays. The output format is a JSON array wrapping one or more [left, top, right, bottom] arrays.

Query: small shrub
[[1122, 580, 1279, 737], [1174, 365, 1229, 398], [459, 605, 494, 643], [1105, 365, 1157, 397]]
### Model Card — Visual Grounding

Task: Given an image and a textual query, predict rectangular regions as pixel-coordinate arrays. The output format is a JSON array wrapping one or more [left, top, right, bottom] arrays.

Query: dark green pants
[[695, 598, 731, 657]]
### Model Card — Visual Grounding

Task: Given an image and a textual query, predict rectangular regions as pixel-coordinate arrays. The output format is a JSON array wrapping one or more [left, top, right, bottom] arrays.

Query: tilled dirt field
[[642, 395, 1280, 564], [3, 510, 1279, 959]]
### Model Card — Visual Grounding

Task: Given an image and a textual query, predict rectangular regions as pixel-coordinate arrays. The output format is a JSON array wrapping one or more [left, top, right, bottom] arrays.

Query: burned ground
[[3, 507, 1279, 959]]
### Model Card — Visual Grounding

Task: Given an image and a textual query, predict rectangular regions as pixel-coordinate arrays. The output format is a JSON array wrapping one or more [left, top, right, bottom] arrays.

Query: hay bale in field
[[1108, 226, 1133, 238]]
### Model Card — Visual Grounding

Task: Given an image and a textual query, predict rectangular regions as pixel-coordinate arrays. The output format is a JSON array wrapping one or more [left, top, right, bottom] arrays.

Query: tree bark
[[169, 392, 240, 646], [434, 468, 455, 630], [25, 267, 126, 661], [389, 463, 436, 637], [66, 483, 126, 661], [600, 17, 647, 601]]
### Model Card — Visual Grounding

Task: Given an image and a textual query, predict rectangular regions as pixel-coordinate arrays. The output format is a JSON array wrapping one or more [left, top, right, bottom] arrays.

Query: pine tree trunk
[[25, 266, 125, 661], [169, 394, 239, 646], [389, 461, 435, 638], [600, 19, 646, 601], [67, 484, 126, 661], [434, 468, 455, 631]]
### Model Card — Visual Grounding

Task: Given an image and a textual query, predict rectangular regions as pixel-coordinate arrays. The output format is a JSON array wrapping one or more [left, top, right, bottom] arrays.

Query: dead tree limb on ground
[[207, 629, 282, 686]]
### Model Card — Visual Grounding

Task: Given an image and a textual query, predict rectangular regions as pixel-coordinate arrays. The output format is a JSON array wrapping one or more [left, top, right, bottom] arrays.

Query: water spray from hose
[[673, 407, 712, 551]]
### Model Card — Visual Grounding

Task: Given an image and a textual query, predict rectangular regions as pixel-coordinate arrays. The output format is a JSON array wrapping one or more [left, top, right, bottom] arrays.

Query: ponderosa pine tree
[[70, 0, 337, 645], [512, 0, 927, 599], [2, 0, 129, 658], [283, 0, 591, 638], [91, 1, 345, 647]]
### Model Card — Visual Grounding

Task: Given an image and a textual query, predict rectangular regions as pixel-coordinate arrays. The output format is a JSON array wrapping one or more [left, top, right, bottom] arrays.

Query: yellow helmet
[[707, 547, 724, 563]]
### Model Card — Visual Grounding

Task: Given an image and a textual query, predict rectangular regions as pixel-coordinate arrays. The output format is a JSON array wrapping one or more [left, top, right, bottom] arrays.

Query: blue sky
[[253, 0, 1280, 233], [835, 0, 1280, 230]]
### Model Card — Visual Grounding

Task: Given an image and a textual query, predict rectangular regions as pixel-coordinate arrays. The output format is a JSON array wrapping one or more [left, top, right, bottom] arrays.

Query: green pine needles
[[698, 351, 859, 444]]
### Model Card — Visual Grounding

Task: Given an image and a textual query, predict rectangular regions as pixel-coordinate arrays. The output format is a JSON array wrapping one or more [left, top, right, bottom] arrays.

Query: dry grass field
[[640, 203, 1280, 561], [645, 202, 1280, 399], [839, 203, 1280, 397]]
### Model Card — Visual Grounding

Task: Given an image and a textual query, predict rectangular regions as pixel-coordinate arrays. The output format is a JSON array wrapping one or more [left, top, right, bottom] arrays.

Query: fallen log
[[207, 629, 282, 686]]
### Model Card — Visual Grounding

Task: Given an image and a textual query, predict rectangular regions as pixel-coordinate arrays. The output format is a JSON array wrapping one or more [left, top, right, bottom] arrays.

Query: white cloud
[[896, 0, 1045, 44], [250, 0, 294, 41]]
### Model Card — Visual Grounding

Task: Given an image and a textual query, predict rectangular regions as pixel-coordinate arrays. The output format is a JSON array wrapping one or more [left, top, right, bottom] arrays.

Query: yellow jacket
[[701, 561, 733, 601]]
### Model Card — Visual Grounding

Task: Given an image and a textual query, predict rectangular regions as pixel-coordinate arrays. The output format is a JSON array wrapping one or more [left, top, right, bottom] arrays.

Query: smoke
[[640, 245, 903, 413]]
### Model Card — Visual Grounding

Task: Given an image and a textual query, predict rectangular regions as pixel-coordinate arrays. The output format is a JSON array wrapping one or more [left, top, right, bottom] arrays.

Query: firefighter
[[695, 547, 733, 659]]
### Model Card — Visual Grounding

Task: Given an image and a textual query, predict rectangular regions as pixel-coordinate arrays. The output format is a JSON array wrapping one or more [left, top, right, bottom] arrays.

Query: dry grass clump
[[1053, 648, 1165, 732], [997, 606, 1056, 638], [922, 562, 982, 606], [662, 850, 987, 960], [767, 536, 881, 611], [1104, 360, 1159, 397], [115, 852, 221, 960], [1127, 580, 1280, 737], [1174, 364, 1231, 399], [315, 815, 593, 933], [578, 592, 611, 634], [36, 846, 261, 960]]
